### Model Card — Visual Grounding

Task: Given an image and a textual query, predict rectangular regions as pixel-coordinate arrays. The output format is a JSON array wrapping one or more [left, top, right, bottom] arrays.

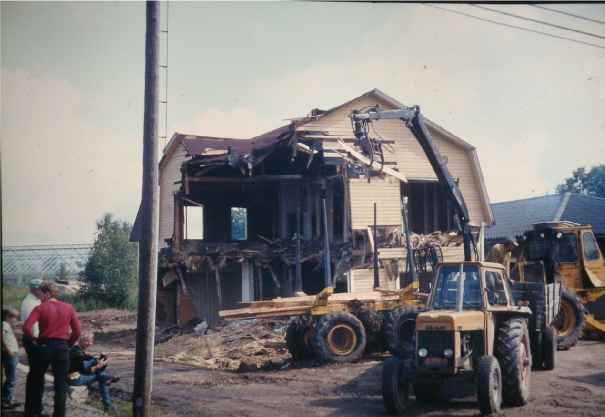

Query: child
[[2, 307, 22, 410]]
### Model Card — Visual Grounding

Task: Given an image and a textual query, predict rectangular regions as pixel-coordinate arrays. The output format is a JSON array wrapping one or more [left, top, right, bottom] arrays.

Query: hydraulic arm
[[349, 105, 475, 261]]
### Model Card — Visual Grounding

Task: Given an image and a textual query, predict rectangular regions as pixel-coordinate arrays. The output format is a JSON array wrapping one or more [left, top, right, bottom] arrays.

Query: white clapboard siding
[[352, 268, 395, 292], [349, 177, 402, 230], [297, 93, 489, 226], [158, 144, 190, 248]]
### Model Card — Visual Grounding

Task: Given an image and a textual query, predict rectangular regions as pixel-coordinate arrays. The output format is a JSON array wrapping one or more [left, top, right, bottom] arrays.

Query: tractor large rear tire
[[496, 318, 531, 407], [383, 305, 424, 358], [476, 355, 502, 416], [382, 357, 410, 414], [312, 311, 367, 363], [286, 319, 315, 360], [542, 326, 557, 371], [554, 286, 586, 351]]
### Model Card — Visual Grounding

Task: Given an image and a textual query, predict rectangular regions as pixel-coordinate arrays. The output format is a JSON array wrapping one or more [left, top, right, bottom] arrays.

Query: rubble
[[154, 318, 292, 371]]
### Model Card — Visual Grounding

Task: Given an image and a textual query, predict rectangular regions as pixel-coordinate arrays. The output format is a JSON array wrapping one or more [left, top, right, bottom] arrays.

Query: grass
[[85, 393, 163, 416], [59, 293, 138, 312], [1, 284, 138, 315], [2, 284, 30, 314], [155, 348, 174, 358], [180, 355, 196, 363]]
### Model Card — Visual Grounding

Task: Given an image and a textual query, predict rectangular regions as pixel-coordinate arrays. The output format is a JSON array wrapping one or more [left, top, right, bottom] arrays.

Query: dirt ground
[[10, 309, 605, 416]]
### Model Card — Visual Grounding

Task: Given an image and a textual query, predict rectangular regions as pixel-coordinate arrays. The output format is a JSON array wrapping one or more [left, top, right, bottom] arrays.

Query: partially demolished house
[[152, 89, 494, 326]]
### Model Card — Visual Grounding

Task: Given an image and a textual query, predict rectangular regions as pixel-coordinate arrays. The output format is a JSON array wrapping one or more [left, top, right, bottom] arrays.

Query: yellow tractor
[[511, 222, 605, 349], [382, 261, 561, 415]]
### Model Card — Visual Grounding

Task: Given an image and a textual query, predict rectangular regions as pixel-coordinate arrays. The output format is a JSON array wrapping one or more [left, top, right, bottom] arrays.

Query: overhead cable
[[424, 4, 605, 50], [530, 4, 605, 26], [471, 4, 605, 41]]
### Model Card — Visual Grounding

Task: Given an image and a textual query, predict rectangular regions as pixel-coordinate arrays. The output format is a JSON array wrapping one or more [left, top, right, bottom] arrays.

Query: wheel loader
[[511, 221, 605, 350], [382, 261, 561, 415]]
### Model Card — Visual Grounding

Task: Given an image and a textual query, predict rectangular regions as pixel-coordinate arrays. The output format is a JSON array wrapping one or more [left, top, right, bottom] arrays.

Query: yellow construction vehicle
[[382, 261, 561, 415], [511, 221, 605, 349]]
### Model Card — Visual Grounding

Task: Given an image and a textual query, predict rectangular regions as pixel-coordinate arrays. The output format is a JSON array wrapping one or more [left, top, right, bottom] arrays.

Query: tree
[[56, 263, 70, 282], [556, 164, 605, 198], [78, 213, 138, 306]]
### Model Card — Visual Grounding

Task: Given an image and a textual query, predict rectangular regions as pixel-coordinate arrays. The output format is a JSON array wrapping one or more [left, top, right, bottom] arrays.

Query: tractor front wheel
[[476, 355, 502, 415], [382, 357, 410, 414]]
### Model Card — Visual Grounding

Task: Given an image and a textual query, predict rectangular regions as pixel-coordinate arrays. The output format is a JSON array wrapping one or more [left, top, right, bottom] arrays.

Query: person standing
[[21, 279, 42, 364], [485, 236, 518, 275], [22, 281, 81, 417], [2, 307, 22, 410]]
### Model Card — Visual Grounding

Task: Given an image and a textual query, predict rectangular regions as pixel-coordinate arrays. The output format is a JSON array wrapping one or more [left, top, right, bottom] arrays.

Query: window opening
[[184, 206, 204, 239], [231, 207, 247, 240], [485, 271, 507, 306], [583, 232, 600, 261]]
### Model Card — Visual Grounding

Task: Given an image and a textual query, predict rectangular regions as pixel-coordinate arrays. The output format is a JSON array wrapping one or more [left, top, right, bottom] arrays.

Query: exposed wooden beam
[[188, 175, 306, 183]]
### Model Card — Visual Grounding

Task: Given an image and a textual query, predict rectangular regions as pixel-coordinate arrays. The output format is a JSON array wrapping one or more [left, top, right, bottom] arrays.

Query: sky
[[2, 1, 604, 247]]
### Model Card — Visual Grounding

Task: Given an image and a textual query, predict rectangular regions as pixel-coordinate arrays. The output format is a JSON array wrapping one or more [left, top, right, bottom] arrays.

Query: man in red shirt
[[22, 281, 81, 417]]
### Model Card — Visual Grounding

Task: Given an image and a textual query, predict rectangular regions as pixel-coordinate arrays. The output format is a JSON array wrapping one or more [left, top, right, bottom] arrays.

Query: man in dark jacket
[[68, 332, 120, 412]]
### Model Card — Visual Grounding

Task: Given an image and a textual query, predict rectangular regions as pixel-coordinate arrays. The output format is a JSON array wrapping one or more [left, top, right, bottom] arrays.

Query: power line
[[424, 4, 605, 50], [471, 4, 605, 41], [530, 4, 605, 26]]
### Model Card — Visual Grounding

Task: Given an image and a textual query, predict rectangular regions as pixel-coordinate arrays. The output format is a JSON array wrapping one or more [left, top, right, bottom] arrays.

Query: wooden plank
[[337, 139, 408, 183]]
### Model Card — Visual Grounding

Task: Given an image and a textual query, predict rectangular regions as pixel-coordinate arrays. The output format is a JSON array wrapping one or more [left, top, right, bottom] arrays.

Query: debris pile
[[154, 318, 292, 371]]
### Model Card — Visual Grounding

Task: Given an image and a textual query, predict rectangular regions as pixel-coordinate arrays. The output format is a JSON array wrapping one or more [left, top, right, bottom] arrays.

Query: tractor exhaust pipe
[[456, 263, 466, 312]]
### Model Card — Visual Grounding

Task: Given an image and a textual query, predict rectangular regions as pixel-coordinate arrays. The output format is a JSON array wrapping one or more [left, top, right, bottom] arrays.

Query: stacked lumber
[[219, 290, 402, 320]]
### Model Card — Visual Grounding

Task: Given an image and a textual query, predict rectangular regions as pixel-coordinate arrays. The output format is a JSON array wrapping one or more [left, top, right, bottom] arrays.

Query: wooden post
[[133, 2, 160, 416], [374, 203, 379, 288]]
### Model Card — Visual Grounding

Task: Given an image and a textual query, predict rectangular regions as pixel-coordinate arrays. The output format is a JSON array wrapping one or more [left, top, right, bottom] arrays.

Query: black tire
[[553, 286, 586, 351], [496, 318, 531, 407], [476, 355, 502, 416], [531, 332, 543, 370], [312, 311, 367, 363], [383, 305, 424, 358], [542, 326, 556, 371], [285, 319, 315, 360], [382, 357, 410, 414]]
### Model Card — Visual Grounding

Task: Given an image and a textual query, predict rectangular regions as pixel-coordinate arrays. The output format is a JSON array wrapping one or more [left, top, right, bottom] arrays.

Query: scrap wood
[[175, 266, 189, 295], [219, 305, 311, 320]]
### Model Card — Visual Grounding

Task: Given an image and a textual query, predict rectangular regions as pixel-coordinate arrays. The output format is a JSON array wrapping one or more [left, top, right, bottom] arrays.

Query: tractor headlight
[[443, 349, 453, 358], [418, 348, 428, 358]]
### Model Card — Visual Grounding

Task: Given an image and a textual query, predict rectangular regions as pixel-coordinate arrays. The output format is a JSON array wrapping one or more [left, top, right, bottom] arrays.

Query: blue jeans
[[1, 348, 18, 403], [67, 359, 111, 407]]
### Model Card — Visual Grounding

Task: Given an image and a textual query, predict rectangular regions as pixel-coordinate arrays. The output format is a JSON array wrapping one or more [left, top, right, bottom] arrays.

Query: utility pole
[[133, 2, 160, 416]]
